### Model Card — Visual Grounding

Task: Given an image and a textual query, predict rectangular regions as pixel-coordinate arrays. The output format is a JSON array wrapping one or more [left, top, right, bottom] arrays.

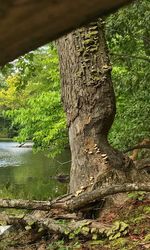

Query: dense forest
[[0, 0, 150, 249]]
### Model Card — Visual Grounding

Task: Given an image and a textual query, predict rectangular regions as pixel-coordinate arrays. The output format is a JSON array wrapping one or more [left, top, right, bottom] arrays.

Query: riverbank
[[0, 138, 12, 141], [0, 138, 33, 145]]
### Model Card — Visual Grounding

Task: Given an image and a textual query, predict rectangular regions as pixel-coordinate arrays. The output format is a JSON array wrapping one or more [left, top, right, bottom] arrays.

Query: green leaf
[[92, 234, 98, 240]]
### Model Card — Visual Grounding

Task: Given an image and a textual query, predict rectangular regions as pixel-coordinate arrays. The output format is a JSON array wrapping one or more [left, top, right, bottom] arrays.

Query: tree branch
[[135, 158, 150, 171], [0, 183, 150, 212], [110, 52, 150, 62], [67, 183, 150, 211], [0, 199, 53, 211], [124, 144, 150, 153]]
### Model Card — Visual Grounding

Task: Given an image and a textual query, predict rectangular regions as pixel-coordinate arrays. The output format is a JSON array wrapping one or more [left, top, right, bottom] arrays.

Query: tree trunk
[[57, 19, 144, 195]]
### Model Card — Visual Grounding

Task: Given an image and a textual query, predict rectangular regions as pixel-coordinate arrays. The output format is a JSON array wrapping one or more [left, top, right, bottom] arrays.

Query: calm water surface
[[0, 141, 70, 200]]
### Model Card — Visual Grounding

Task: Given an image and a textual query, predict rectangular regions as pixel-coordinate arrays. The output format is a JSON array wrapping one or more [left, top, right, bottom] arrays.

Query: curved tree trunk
[[57, 19, 143, 195]]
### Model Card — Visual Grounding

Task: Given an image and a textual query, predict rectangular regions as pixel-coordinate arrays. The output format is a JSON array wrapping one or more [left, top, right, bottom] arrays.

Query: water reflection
[[0, 141, 70, 200], [0, 142, 31, 167]]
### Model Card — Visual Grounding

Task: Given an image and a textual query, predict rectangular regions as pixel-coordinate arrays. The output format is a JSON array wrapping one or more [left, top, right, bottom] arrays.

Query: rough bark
[[0, 199, 53, 211], [0, 0, 133, 66], [57, 19, 141, 195]]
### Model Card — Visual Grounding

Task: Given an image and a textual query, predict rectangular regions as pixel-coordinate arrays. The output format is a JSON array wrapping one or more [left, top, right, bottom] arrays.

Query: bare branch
[[124, 144, 150, 153], [110, 53, 150, 62], [135, 158, 150, 171], [0, 199, 53, 211]]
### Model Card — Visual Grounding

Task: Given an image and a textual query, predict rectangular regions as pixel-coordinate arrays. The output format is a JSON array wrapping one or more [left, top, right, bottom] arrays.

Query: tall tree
[[57, 19, 142, 195]]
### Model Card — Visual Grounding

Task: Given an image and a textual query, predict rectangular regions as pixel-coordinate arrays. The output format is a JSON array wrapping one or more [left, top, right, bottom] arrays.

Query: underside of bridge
[[0, 0, 133, 66]]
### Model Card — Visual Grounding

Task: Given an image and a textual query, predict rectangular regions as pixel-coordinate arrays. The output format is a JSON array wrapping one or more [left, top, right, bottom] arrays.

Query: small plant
[[128, 191, 146, 201], [144, 233, 150, 242], [143, 206, 150, 214], [48, 240, 81, 250], [106, 221, 128, 240], [48, 240, 66, 250]]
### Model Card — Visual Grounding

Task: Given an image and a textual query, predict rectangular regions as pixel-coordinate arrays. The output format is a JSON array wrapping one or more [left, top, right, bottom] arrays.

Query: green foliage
[[143, 206, 150, 214], [128, 191, 146, 201], [106, 221, 128, 240], [48, 240, 81, 250], [63, 221, 91, 240], [110, 237, 128, 249], [89, 240, 104, 246], [106, 0, 150, 150], [0, 45, 68, 157], [6, 91, 67, 156], [144, 233, 150, 242]]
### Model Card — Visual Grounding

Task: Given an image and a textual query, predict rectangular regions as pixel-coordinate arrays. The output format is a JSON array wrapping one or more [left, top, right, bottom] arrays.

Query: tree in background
[[0, 45, 67, 156]]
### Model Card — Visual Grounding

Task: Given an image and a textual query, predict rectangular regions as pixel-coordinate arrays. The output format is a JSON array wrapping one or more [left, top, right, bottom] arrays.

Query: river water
[[0, 141, 70, 200]]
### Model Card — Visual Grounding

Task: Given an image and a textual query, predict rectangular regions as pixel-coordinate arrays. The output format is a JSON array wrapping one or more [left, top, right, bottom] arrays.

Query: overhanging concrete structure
[[0, 0, 133, 66]]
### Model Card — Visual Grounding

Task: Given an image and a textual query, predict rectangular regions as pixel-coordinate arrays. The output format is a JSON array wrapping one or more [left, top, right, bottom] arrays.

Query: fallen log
[[7, 215, 111, 239], [0, 183, 150, 212]]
